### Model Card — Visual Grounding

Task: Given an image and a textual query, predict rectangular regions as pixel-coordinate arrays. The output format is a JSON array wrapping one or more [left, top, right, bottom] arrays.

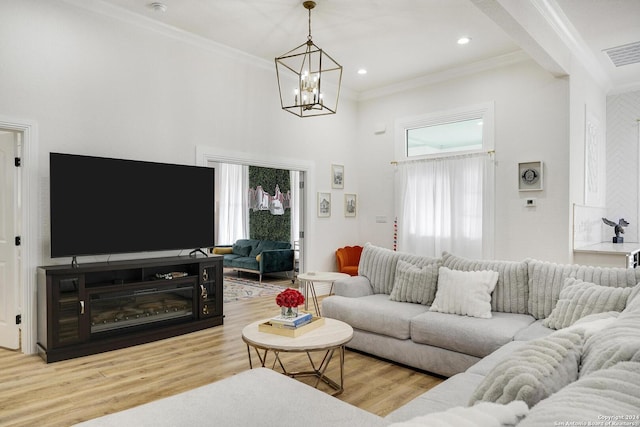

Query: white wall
[[606, 90, 640, 242], [0, 0, 360, 273], [356, 59, 571, 262], [567, 60, 608, 258]]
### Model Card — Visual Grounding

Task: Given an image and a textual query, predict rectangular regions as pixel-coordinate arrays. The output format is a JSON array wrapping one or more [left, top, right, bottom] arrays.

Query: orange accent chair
[[335, 245, 363, 276]]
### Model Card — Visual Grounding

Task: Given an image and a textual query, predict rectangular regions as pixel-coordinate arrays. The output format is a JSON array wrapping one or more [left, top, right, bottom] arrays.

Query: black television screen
[[49, 153, 215, 258]]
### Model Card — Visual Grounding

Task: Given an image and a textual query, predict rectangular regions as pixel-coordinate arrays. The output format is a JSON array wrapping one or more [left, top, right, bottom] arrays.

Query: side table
[[297, 272, 350, 316]]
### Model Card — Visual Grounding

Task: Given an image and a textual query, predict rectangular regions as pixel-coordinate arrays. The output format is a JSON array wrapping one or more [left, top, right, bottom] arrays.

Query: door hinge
[[15, 236, 21, 246], [299, 181, 304, 189], [299, 231, 304, 239], [15, 314, 21, 325], [15, 157, 21, 167]]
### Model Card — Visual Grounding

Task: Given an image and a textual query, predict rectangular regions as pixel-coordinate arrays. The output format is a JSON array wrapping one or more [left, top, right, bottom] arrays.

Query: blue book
[[269, 311, 313, 327]]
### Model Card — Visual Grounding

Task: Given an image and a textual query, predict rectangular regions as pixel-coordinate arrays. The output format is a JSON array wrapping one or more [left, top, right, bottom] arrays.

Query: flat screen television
[[49, 153, 215, 259]]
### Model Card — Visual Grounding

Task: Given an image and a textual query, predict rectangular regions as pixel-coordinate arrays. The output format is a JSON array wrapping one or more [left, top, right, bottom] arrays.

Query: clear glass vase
[[281, 306, 298, 318]]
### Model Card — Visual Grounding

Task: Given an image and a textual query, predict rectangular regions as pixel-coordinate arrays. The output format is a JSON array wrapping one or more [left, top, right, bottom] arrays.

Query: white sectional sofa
[[77, 243, 640, 426]]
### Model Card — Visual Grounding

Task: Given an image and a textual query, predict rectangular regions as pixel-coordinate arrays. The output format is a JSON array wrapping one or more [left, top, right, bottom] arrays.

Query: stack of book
[[268, 311, 313, 329], [259, 311, 325, 337]]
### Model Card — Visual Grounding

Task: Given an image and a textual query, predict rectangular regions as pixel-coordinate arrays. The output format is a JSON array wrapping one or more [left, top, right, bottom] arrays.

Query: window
[[406, 118, 483, 157], [394, 103, 495, 259], [395, 102, 494, 161]]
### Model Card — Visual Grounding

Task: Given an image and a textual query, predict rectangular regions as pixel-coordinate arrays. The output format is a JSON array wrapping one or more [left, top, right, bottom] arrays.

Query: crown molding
[[59, 0, 274, 72], [58, 0, 359, 102], [529, 0, 612, 92], [357, 50, 530, 102]]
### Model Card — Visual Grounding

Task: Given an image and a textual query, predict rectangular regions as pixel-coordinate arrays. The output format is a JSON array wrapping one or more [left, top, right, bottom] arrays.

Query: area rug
[[223, 277, 289, 303]]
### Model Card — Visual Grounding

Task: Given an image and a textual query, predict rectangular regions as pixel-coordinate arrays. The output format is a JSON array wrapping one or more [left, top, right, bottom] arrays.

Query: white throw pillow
[[429, 267, 499, 319]]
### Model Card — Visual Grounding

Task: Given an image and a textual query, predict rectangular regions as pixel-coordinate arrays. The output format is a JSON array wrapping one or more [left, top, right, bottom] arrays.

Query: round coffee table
[[297, 272, 350, 316], [242, 317, 353, 395]]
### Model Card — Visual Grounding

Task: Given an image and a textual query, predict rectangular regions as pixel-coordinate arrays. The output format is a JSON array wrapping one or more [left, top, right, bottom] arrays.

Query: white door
[[0, 131, 19, 349]]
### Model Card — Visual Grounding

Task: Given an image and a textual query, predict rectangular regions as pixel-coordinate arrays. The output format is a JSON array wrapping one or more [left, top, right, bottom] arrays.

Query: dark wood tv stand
[[37, 255, 223, 363]]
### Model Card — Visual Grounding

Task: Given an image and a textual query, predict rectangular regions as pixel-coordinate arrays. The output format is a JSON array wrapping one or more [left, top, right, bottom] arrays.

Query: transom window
[[395, 102, 494, 161], [406, 117, 483, 157]]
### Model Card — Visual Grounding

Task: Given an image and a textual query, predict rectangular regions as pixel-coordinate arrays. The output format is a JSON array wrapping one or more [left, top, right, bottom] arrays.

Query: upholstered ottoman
[[74, 368, 388, 427]]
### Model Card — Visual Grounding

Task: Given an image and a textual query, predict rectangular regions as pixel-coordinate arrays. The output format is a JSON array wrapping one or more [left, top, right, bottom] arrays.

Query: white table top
[[297, 272, 350, 282], [574, 242, 640, 255], [242, 317, 353, 351]]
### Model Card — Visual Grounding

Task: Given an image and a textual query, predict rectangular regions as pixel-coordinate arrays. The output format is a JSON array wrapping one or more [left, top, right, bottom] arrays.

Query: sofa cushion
[[526, 259, 576, 320], [513, 319, 554, 341], [573, 264, 640, 287], [466, 341, 528, 376], [388, 401, 528, 427], [411, 311, 535, 358], [230, 256, 259, 270], [542, 278, 636, 330], [442, 252, 529, 315], [527, 259, 640, 320], [232, 242, 253, 257], [384, 373, 486, 421], [469, 329, 584, 408], [331, 276, 374, 298], [389, 260, 440, 305], [429, 267, 499, 319], [322, 294, 429, 340], [518, 361, 640, 427], [359, 243, 402, 295]]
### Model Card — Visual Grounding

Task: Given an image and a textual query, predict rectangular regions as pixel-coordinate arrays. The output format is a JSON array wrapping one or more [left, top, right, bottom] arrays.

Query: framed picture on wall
[[331, 164, 344, 189], [344, 194, 357, 217], [318, 192, 331, 217], [518, 161, 543, 191]]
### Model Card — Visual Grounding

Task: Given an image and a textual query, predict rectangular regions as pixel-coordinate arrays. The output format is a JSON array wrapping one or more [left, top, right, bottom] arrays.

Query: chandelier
[[275, 1, 343, 117]]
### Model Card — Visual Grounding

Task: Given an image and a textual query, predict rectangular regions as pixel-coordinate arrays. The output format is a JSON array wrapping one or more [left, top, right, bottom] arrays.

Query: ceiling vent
[[603, 41, 640, 67]]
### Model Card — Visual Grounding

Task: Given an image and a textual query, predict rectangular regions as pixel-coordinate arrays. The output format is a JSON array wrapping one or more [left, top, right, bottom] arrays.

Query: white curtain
[[396, 152, 494, 259], [217, 163, 249, 245]]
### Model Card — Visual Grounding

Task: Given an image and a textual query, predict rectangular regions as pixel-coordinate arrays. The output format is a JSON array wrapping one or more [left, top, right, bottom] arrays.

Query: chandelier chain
[[307, 4, 312, 41]]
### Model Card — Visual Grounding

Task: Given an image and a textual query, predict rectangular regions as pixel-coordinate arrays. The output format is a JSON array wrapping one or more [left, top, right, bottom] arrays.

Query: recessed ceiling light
[[149, 2, 167, 13], [357, 68, 368, 75], [457, 37, 471, 45]]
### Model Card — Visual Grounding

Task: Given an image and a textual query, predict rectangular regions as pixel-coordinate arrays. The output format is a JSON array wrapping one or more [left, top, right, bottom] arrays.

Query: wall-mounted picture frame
[[331, 164, 344, 189], [344, 194, 357, 217], [317, 192, 331, 217], [518, 161, 543, 191]]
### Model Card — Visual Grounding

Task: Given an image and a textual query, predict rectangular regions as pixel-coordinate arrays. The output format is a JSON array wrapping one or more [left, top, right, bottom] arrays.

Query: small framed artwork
[[518, 161, 543, 191], [331, 164, 344, 189], [317, 192, 331, 217], [344, 194, 357, 217]]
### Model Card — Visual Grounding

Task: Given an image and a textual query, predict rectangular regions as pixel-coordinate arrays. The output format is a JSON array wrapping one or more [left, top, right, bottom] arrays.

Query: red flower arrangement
[[276, 288, 305, 308]]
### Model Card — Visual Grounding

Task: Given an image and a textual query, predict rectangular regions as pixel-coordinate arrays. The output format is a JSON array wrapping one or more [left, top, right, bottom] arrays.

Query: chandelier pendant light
[[275, 1, 343, 117]]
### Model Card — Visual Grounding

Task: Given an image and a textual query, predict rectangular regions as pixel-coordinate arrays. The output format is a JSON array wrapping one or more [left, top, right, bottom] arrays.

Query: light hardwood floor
[[0, 278, 442, 427]]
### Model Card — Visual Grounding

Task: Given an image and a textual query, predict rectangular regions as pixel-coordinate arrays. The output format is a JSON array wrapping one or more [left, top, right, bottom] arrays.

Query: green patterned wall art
[[249, 166, 291, 242]]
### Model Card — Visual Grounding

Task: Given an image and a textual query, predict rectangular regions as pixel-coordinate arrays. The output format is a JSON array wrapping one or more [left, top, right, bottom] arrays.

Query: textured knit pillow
[[469, 329, 584, 408], [518, 361, 640, 427], [542, 278, 636, 330], [580, 311, 640, 378], [358, 243, 401, 295], [389, 260, 440, 305], [429, 267, 499, 319]]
